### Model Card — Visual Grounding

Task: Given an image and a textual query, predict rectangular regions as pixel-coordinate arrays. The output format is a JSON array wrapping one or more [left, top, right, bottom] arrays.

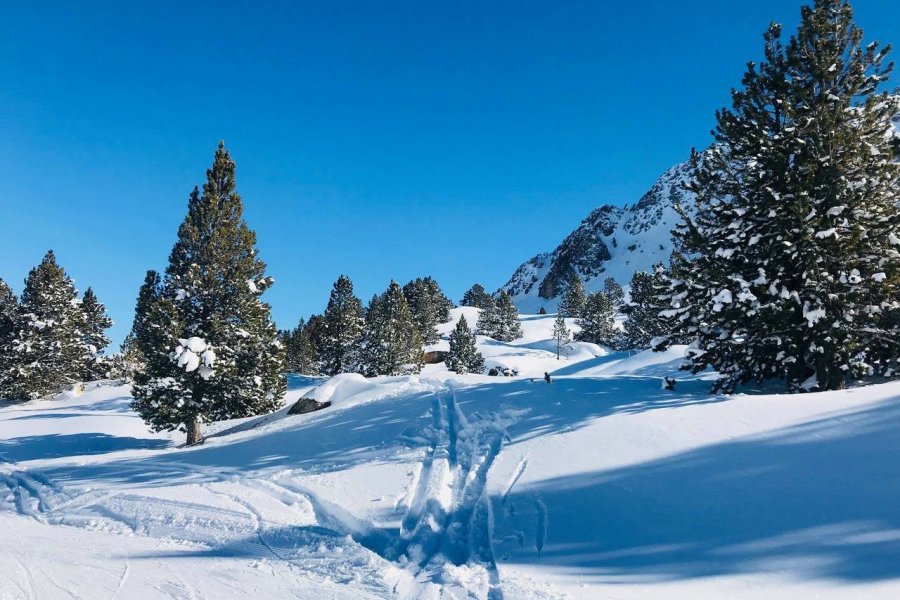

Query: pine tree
[[132, 143, 286, 444], [603, 277, 625, 311], [445, 315, 485, 374], [80, 287, 113, 380], [551, 313, 572, 360], [623, 266, 672, 349], [403, 276, 452, 345], [360, 281, 423, 376], [319, 275, 365, 375], [5, 251, 87, 400], [0, 279, 19, 398], [665, 1, 900, 392], [477, 291, 522, 342], [576, 292, 617, 347], [558, 273, 586, 318], [284, 318, 320, 375], [461, 284, 493, 309]]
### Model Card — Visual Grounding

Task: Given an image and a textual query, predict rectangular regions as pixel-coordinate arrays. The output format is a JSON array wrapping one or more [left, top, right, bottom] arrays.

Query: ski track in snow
[[393, 389, 515, 599], [0, 382, 525, 599]]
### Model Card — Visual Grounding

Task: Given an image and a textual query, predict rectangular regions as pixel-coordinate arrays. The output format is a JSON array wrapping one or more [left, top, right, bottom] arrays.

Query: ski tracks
[[395, 389, 519, 599]]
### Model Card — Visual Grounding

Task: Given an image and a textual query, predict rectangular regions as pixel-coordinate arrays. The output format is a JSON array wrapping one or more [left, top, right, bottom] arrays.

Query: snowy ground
[[2, 309, 900, 599]]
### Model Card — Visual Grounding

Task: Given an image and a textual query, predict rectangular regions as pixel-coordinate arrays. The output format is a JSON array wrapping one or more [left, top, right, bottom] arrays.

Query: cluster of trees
[[281, 275, 457, 378], [0, 253, 113, 401], [556, 274, 624, 347], [652, 0, 900, 393]]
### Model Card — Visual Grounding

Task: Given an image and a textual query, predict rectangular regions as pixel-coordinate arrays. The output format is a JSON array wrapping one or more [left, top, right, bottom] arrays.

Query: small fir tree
[[623, 266, 672, 349], [576, 292, 617, 347], [445, 315, 485, 374], [319, 275, 365, 375], [558, 273, 587, 318], [551, 313, 572, 360], [131, 143, 285, 444], [284, 318, 320, 375]]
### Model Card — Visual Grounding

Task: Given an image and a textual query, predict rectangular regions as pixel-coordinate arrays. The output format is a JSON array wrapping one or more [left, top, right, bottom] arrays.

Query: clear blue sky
[[1, 0, 898, 348]]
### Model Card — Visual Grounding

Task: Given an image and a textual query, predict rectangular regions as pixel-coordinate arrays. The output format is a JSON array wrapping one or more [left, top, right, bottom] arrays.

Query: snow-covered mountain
[[501, 158, 695, 312], [504, 106, 900, 313]]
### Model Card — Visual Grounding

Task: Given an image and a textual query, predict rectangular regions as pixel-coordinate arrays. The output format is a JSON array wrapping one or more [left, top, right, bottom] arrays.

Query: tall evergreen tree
[[360, 281, 423, 376], [576, 292, 617, 347], [4, 251, 86, 400], [603, 277, 625, 311], [319, 275, 365, 375], [403, 276, 453, 344], [477, 291, 523, 342], [664, 1, 900, 392], [132, 143, 286, 444], [445, 315, 485, 374], [559, 273, 587, 318], [461, 283, 493, 309], [0, 279, 19, 398], [551, 313, 572, 360], [80, 287, 113, 380]]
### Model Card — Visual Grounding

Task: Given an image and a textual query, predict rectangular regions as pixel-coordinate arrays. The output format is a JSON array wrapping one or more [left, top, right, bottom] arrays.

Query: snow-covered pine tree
[[551, 313, 571, 359], [576, 292, 616, 347], [623, 266, 671, 349], [666, 1, 900, 392], [360, 281, 423, 376], [408, 276, 454, 344], [558, 273, 586, 318], [603, 277, 625, 311], [0, 279, 19, 398], [5, 251, 87, 400], [461, 283, 493, 309], [493, 291, 523, 342], [80, 287, 113, 380], [131, 143, 285, 444], [319, 275, 365, 375], [445, 315, 485, 374]]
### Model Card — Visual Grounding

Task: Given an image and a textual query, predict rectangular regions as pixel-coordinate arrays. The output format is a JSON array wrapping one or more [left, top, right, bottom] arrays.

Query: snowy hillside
[[503, 106, 900, 313], [3, 310, 900, 599]]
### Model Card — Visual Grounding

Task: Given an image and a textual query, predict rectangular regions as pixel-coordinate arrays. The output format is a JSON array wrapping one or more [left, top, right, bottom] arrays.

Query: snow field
[[1, 311, 900, 598]]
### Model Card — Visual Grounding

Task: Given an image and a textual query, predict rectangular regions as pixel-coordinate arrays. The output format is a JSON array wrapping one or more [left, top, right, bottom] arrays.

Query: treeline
[[0, 252, 114, 400], [279, 275, 453, 378], [280, 278, 527, 377]]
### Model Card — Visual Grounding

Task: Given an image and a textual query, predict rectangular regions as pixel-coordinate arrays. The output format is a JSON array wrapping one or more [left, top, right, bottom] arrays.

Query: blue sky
[[1, 0, 898, 347]]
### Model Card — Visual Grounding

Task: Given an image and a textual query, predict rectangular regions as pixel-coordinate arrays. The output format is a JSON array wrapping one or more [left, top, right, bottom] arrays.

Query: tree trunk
[[186, 417, 203, 446]]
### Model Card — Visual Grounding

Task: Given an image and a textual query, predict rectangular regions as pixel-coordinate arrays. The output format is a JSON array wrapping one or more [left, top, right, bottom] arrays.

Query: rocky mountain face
[[501, 158, 695, 313], [503, 105, 900, 314]]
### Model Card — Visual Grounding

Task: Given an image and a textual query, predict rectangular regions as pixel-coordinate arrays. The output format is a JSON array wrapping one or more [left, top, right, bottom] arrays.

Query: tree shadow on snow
[[494, 395, 900, 583], [1, 433, 171, 462]]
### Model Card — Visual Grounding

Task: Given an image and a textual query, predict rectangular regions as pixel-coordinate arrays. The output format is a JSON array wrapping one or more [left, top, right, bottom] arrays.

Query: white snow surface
[[2, 311, 900, 599]]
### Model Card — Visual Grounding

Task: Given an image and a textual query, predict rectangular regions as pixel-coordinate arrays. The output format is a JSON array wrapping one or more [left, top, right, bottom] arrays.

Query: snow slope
[[3, 313, 900, 599]]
